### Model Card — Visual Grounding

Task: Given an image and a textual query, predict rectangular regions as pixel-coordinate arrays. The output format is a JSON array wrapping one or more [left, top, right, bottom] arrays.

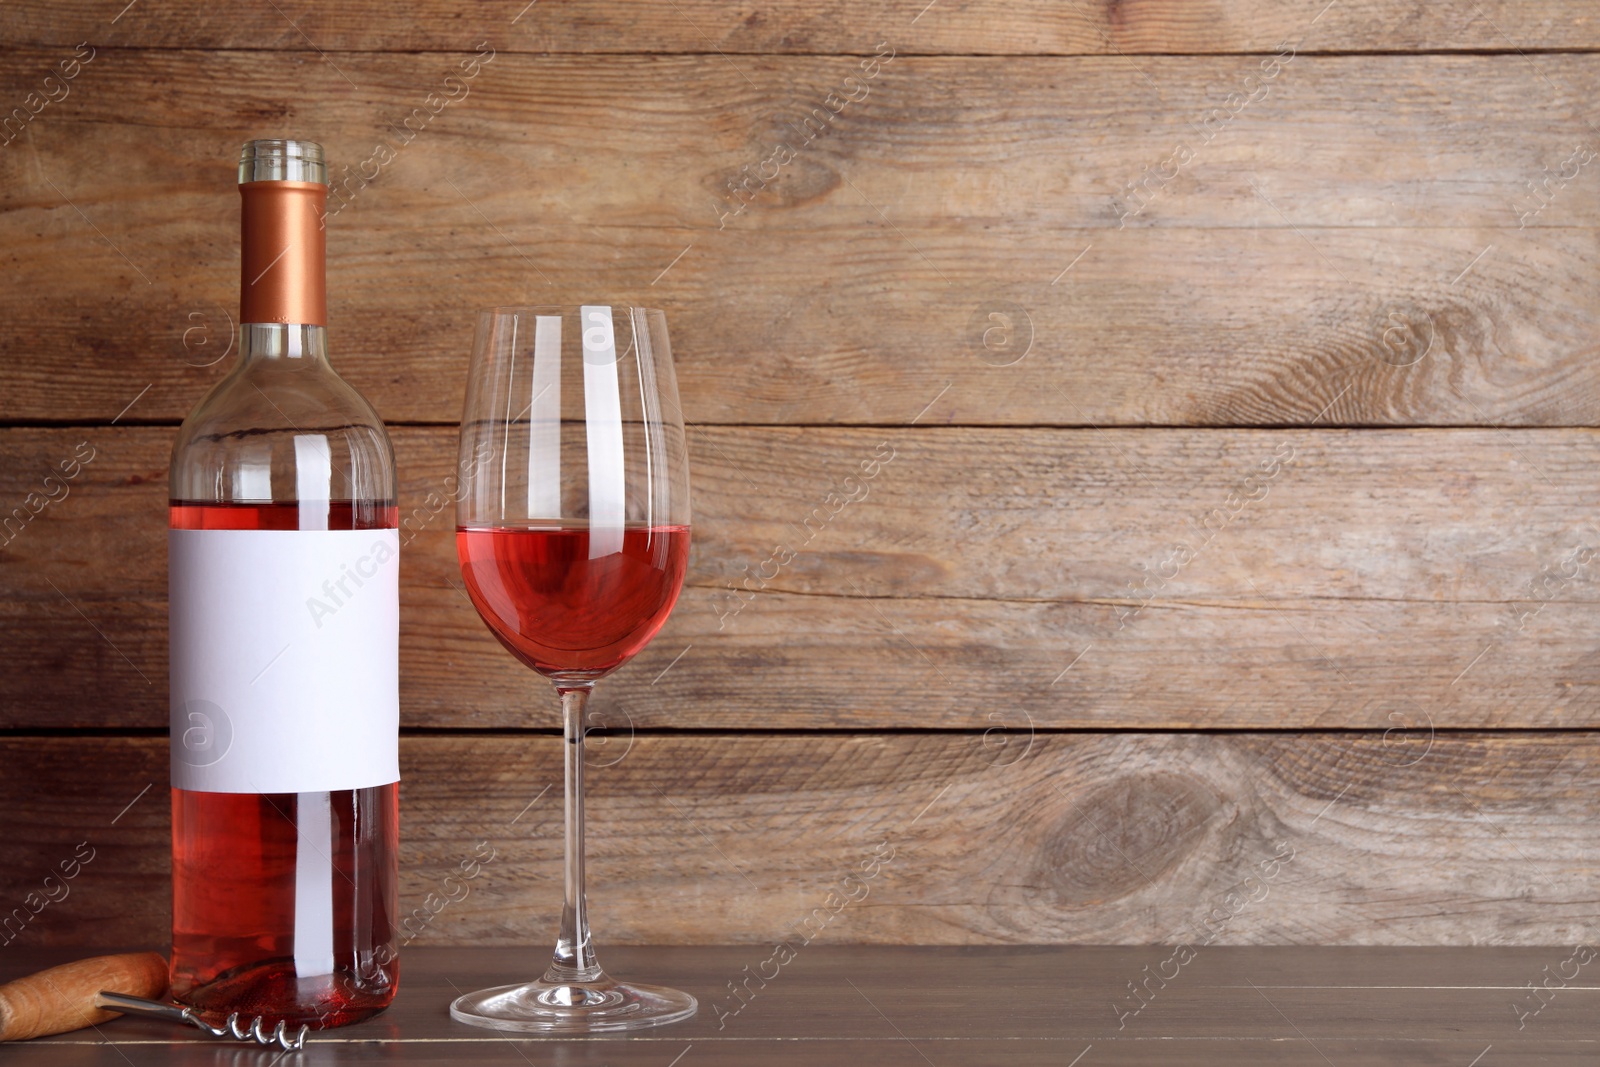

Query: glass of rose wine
[[448, 306, 695, 1032]]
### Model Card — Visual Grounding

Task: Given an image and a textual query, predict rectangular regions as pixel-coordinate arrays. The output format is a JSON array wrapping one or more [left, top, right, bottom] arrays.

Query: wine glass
[[449, 306, 695, 1032]]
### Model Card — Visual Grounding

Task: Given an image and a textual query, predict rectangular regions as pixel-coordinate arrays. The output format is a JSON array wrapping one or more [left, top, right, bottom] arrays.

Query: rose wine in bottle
[[167, 139, 399, 1028]]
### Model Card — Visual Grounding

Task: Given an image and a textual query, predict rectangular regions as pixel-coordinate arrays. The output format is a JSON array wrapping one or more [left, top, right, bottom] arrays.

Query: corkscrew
[[93, 991, 310, 1050], [0, 951, 309, 1051]]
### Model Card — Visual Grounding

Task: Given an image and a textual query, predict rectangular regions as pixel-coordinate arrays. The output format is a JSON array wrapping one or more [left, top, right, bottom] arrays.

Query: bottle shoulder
[[171, 355, 396, 505], [179, 352, 387, 433]]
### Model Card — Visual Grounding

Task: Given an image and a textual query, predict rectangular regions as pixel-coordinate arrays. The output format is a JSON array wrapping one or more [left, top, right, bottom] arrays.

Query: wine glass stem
[[547, 682, 601, 985]]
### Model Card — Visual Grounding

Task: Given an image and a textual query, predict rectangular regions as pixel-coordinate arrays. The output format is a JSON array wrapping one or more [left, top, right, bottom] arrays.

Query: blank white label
[[169, 529, 401, 794]]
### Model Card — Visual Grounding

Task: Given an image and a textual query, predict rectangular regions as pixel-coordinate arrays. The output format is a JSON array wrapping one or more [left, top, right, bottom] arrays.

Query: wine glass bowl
[[456, 523, 691, 679], [448, 306, 695, 1032]]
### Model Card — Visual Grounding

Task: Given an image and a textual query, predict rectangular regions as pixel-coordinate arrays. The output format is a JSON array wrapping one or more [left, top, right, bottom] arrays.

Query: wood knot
[[1039, 772, 1221, 906]]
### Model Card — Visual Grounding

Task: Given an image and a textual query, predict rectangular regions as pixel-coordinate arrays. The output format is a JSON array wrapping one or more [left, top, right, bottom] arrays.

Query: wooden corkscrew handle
[[0, 952, 168, 1042]]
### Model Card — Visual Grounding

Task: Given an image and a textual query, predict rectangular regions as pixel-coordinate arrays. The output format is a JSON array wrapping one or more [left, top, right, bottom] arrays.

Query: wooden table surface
[[2, 945, 1595, 1064]]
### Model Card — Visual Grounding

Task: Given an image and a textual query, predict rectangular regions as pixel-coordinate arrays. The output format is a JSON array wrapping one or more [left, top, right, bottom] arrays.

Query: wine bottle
[[167, 139, 399, 1028]]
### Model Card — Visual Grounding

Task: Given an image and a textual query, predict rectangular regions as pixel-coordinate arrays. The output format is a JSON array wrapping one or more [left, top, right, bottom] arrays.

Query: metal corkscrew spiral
[[93, 991, 311, 1051]]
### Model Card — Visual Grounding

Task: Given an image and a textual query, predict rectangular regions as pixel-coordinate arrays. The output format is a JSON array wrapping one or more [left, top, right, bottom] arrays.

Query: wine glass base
[[449, 976, 697, 1033]]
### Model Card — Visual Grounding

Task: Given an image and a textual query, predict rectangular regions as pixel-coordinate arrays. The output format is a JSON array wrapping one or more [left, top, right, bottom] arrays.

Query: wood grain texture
[[21, 1039, 1590, 1067], [0, 952, 166, 1042], [3, 1, 1599, 973], [5, 945, 1600, 1065], [3, 51, 1599, 424], [0, 1, 1595, 54], [0, 733, 1594, 950], [4, 426, 1599, 730]]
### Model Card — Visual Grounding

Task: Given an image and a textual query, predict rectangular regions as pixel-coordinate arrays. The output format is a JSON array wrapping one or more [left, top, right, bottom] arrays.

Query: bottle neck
[[237, 323, 331, 367], [239, 179, 327, 326]]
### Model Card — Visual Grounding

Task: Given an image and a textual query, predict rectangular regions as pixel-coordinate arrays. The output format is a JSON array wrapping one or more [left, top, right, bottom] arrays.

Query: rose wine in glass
[[449, 305, 696, 1032], [456, 525, 690, 674], [167, 140, 399, 1027]]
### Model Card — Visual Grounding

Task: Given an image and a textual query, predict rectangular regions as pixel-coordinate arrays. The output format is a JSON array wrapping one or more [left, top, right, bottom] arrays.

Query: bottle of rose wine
[[167, 139, 399, 1027]]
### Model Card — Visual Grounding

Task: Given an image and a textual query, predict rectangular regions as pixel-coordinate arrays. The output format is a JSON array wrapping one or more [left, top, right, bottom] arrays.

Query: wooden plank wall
[[2, 2, 1598, 949]]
